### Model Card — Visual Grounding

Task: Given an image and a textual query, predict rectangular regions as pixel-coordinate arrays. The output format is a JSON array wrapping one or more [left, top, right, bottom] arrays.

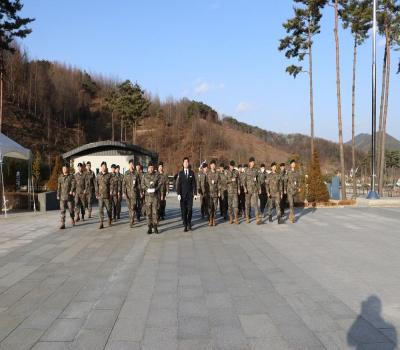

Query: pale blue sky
[[20, 0, 399, 142]]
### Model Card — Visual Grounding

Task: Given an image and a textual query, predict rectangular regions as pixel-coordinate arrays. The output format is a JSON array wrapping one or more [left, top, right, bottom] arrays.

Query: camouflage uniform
[[286, 169, 300, 222], [279, 170, 287, 215], [136, 171, 144, 221], [267, 172, 283, 222], [141, 172, 161, 229], [198, 171, 209, 220], [74, 171, 87, 220], [219, 170, 228, 220], [57, 174, 75, 227], [206, 170, 220, 226], [239, 170, 246, 217], [244, 167, 260, 224], [157, 172, 168, 220], [85, 169, 96, 217], [95, 171, 112, 226], [123, 169, 140, 226], [110, 173, 122, 220], [116, 172, 124, 219], [258, 170, 268, 217], [226, 168, 240, 224]]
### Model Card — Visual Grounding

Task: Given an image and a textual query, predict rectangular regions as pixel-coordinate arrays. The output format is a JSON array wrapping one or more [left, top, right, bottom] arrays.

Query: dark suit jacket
[[177, 169, 197, 199]]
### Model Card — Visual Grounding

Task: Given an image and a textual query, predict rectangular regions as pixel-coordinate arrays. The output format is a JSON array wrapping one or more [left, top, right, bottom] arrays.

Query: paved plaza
[[0, 198, 399, 349]]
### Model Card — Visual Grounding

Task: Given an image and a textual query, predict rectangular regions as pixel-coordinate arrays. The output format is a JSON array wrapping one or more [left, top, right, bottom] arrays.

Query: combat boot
[[289, 212, 295, 223], [99, 221, 104, 229], [256, 214, 261, 225], [229, 214, 233, 224], [71, 217, 75, 226], [278, 216, 284, 225], [154, 225, 159, 234], [269, 215, 273, 223], [60, 222, 65, 230], [130, 218, 135, 228], [147, 225, 153, 234], [76, 214, 80, 222], [246, 213, 250, 224], [88, 209, 92, 218], [108, 217, 112, 226], [208, 218, 212, 226], [212, 218, 216, 226], [82, 214, 85, 221]]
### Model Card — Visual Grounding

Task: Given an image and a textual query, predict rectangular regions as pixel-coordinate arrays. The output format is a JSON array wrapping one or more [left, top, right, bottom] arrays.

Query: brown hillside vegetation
[[1, 45, 360, 177]]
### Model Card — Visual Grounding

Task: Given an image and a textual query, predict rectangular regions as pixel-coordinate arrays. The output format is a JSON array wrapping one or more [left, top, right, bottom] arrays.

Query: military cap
[[271, 162, 277, 167], [244, 164, 248, 168], [238, 164, 243, 168], [101, 161, 107, 167], [290, 159, 296, 164], [159, 161, 164, 166], [77, 162, 83, 167], [202, 162, 208, 168], [260, 163, 265, 168], [230, 160, 236, 166], [129, 159, 134, 164], [62, 163, 70, 168], [86, 161, 91, 165], [249, 157, 255, 162], [219, 163, 225, 168], [111, 164, 116, 169], [148, 161, 154, 167], [116, 165, 120, 169], [210, 159, 216, 165], [280, 162, 286, 167]]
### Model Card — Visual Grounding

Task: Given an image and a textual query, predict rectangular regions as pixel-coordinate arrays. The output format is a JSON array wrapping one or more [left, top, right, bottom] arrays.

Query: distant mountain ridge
[[346, 133, 400, 153]]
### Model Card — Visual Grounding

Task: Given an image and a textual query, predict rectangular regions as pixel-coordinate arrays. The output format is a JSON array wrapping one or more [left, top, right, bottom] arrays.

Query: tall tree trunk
[[351, 38, 358, 198], [334, 1, 346, 200], [378, 33, 391, 195], [308, 27, 315, 158], [111, 110, 114, 141], [377, 47, 387, 187]]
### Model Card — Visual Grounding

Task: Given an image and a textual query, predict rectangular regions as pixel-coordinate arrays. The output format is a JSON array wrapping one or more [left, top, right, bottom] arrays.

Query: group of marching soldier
[[57, 155, 301, 233], [57, 160, 169, 233], [197, 157, 301, 227]]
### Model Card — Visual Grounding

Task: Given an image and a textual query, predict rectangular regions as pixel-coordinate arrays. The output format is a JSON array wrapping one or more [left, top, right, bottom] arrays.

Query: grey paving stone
[[239, 314, 281, 338], [104, 340, 141, 350], [41, 318, 83, 342], [0, 327, 43, 350], [31, 342, 71, 350], [61, 301, 93, 319], [178, 316, 209, 339]]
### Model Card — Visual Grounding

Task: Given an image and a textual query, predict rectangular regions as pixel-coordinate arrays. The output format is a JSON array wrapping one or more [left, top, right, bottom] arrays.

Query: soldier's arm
[[193, 172, 197, 196], [95, 177, 99, 197], [122, 176, 126, 196], [57, 177, 61, 199], [71, 176, 76, 195]]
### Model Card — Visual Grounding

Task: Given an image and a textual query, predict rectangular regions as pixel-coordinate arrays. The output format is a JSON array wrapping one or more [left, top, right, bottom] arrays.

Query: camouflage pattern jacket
[[57, 174, 76, 201], [141, 172, 161, 199], [219, 171, 228, 193], [74, 171, 88, 195], [95, 171, 112, 199], [286, 170, 300, 195], [85, 170, 96, 193], [110, 173, 122, 195], [158, 173, 169, 197], [198, 172, 209, 196], [244, 167, 260, 194], [266, 172, 282, 197], [226, 169, 239, 195], [207, 171, 220, 198], [123, 170, 140, 199], [258, 171, 267, 194]]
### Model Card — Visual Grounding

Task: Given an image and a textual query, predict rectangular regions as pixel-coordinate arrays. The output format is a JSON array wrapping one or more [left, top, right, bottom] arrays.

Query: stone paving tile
[[0, 203, 399, 349]]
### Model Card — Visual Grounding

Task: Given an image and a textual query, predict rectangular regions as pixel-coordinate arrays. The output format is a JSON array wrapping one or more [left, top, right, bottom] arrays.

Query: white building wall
[[71, 154, 152, 174]]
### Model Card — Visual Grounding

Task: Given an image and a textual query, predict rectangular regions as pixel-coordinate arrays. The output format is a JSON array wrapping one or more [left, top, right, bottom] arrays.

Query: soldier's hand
[[57, 197, 60, 201], [177, 195, 181, 201]]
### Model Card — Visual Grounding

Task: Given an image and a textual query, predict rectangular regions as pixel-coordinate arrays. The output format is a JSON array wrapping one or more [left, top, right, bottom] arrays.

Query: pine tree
[[0, 0, 34, 132], [47, 155, 62, 191], [307, 150, 330, 202], [279, 0, 327, 158], [340, 0, 372, 198], [32, 150, 41, 187]]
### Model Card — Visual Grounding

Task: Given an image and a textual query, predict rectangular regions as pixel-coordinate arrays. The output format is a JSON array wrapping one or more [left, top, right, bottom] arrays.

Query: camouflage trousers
[[74, 193, 86, 217], [268, 195, 282, 218], [200, 194, 208, 218], [158, 196, 166, 219], [287, 192, 296, 219], [126, 195, 137, 223], [98, 198, 111, 221], [60, 198, 74, 223], [245, 192, 259, 217], [219, 190, 228, 218], [145, 196, 159, 226], [111, 194, 121, 219], [227, 192, 238, 216], [85, 190, 94, 216], [208, 196, 219, 220]]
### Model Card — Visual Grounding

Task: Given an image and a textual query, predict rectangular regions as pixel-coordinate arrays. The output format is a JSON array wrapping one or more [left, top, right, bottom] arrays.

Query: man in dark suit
[[177, 157, 198, 232]]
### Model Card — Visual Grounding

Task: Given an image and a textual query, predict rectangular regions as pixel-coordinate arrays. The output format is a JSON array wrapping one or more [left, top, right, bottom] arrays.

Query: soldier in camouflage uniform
[[115, 165, 123, 219], [279, 163, 287, 216], [74, 163, 88, 222], [157, 162, 169, 220], [135, 162, 144, 222], [95, 161, 112, 229], [110, 165, 119, 221], [141, 162, 161, 234], [123, 159, 140, 228], [207, 160, 220, 226], [198, 163, 209, 220], [85, 161, 96, 218], [267, 162, 283, 224], [218, 164, 228, 221], [286, 159, 301, 223], [258, 163, 268, 218], [57, 163, 76, 229], [244, 157, 261, 225], [238, 164, 247, 218], [226, 160, 240, 224]]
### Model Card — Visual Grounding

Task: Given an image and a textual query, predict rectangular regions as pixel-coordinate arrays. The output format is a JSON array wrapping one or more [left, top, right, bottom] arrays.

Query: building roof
[[0, 132, 32, 162], [62, 140, 157, 159]]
